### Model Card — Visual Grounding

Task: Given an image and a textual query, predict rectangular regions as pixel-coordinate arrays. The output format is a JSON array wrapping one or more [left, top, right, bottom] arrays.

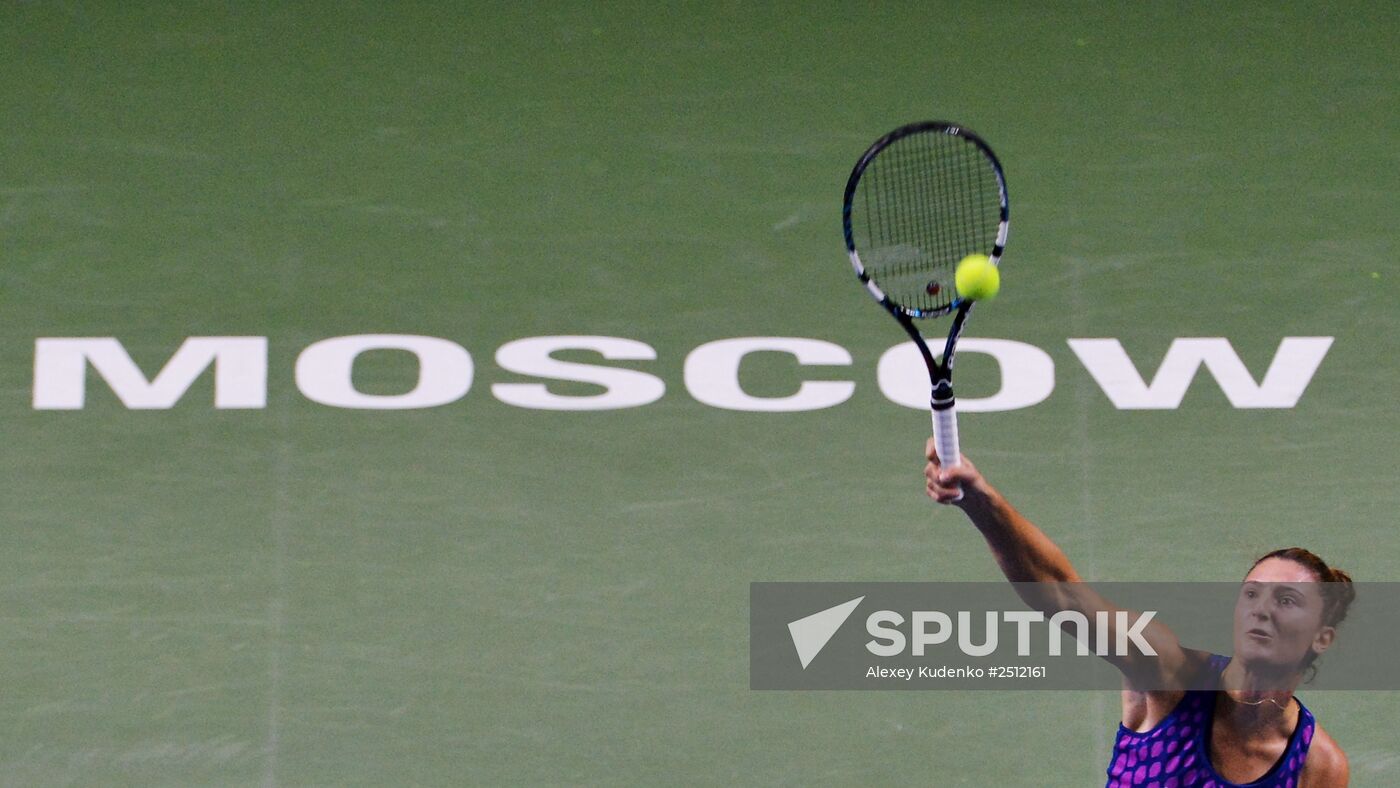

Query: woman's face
[[1233, 557, 1335, 674]]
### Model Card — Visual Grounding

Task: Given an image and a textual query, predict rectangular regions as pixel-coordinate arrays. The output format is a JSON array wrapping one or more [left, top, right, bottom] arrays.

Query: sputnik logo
[[787, 596, 864, 669]]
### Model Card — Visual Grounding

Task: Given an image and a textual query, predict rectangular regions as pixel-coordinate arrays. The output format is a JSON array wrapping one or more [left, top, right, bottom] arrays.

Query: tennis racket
[[841, 121, 1009, 494]]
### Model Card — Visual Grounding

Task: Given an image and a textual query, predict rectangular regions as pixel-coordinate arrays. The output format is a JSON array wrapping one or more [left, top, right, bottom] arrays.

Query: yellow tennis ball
[[955, 254, 1000, 301]]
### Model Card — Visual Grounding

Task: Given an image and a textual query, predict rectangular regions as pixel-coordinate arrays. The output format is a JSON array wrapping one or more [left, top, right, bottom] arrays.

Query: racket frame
[[841, 121, 1009, 481]]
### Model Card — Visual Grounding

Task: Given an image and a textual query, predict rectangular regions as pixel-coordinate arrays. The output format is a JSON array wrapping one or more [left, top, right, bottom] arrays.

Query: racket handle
[[931, 384, 962, 501]]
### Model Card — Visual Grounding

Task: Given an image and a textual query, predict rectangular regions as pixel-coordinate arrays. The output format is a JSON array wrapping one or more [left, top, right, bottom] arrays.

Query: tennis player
[[925, 443, 1352, 787]]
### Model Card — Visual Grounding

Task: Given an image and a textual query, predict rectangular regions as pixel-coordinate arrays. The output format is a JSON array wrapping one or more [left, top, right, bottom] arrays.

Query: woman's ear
[[1311, 625, 1336, 658]]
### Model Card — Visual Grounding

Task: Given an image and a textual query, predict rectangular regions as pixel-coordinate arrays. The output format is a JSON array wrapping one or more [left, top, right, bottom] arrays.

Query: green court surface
[[2, 2, 1398, 785]]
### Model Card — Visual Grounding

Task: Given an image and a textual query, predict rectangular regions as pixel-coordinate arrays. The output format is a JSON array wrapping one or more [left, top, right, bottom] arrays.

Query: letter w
[[33, 337, 267, 409], [1067, 337, 1333, 409]]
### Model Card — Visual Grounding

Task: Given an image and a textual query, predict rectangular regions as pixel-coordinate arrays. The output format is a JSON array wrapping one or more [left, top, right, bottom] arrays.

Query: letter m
[[1067, 337, 1333, 409], [33, 337, 267, 409]]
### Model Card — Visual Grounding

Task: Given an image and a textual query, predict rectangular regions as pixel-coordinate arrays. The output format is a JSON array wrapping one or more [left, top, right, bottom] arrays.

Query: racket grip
[[932, 407, 960, 468], [931, 385, 962, 502]]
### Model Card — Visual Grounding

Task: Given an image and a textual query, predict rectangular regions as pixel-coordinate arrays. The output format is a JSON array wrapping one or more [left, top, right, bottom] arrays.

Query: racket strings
[[852, 131, 1002, 314]]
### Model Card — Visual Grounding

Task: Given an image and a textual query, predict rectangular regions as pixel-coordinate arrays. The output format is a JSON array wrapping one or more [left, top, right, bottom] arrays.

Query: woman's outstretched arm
[[924, 443, 1081, 583], [925, 439, 1195, 688]]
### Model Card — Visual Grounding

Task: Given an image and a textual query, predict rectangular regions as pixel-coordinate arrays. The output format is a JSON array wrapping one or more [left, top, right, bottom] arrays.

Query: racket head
[[842, 121, 1009, 318]]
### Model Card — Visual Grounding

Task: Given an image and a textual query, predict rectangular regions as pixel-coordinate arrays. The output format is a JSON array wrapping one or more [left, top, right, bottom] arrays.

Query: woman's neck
[[1216, 661, 1300, 731]]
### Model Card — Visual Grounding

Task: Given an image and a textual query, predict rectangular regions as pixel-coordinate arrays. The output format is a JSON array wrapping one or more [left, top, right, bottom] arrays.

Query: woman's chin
[[1229, 649, 1302, 686]]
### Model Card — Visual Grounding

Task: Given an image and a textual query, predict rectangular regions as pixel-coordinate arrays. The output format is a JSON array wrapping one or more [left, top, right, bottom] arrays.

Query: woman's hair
[[1250, 547, 1356, 629]]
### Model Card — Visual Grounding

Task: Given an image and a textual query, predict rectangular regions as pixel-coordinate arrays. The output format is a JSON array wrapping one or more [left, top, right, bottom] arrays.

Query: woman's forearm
[[957, 482, 1082, 584], [924, 446, 1082, 585]]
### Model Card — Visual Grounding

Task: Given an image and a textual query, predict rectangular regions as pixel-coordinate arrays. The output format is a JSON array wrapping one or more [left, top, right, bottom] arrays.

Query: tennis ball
[[955, 254, 1000, 301]]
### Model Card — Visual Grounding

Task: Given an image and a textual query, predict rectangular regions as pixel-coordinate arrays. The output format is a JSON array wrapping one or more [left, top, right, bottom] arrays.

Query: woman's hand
[[924, 438, 989, 506]]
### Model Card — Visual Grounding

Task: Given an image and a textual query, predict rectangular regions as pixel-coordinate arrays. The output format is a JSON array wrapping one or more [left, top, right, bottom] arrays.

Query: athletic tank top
[[1105, 655, 1316, 787]]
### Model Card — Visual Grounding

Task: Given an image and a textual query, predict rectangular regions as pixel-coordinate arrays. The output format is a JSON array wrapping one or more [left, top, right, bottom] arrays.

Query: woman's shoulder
[[1132, 647, 1221, 695], [1301, 723, 1348, 788], [1118, 648, 1220, 731]]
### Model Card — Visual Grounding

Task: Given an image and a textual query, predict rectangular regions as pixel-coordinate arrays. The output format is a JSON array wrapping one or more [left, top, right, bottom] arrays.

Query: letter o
[[295, 335, 473, 409], [877, 338, 1054, 412]]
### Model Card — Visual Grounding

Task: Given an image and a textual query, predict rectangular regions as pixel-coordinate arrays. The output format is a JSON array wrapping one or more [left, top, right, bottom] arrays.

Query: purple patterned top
[[1105, 655, 1315, 788]]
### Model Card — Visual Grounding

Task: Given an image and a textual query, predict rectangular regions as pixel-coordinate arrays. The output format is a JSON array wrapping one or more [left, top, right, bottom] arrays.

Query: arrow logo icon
[[787, 596, 864, 669]]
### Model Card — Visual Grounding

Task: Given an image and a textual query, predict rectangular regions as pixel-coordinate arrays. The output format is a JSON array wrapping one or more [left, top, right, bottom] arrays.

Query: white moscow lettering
[[492, 336, 664, 411], [683, 337, 854, 412], [295, 335, 473, 410], [1067, 337, 1333, 409], [27, 334, 1333, 412], [877, 338, 1055, 412], [33, 337, 267, 410]]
